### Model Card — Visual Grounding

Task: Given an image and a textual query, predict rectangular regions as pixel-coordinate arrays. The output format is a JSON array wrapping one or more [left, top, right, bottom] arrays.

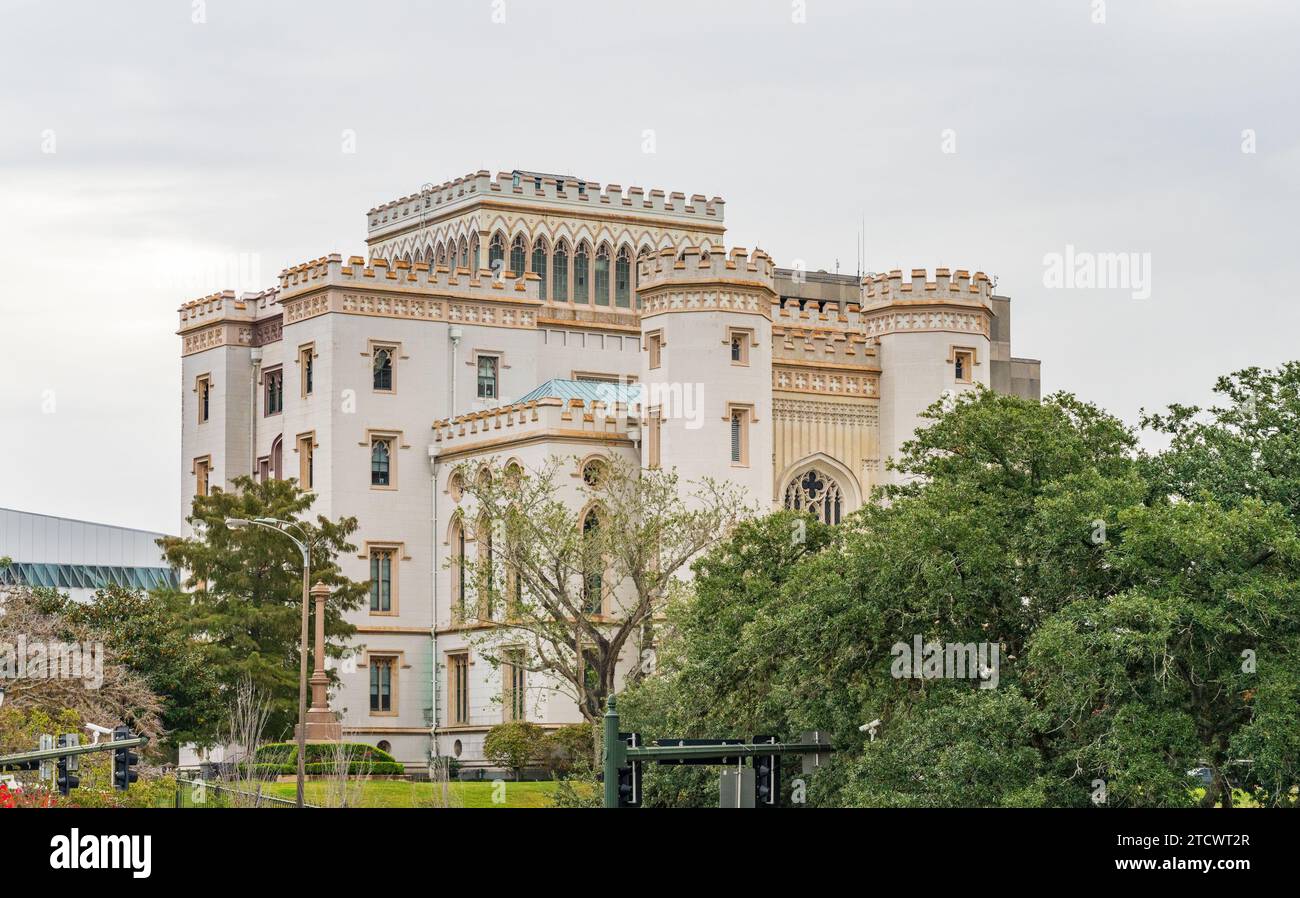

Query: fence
[[174, 776, 316, 808]]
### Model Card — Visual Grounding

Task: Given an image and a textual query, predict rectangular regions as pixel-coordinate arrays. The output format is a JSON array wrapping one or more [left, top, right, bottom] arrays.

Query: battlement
[[637, 245, 776, 293], [177, 287, 279, 332], [367, 169, 724, 237], [277, 252, 541, 302], [861, 268, 994, 305], [431, 396, 639, 453]]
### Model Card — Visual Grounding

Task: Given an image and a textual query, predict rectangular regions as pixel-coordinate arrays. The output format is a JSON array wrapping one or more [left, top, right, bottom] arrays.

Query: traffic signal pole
[[0, 735, 148, 771], [600, 696, 832, 808]]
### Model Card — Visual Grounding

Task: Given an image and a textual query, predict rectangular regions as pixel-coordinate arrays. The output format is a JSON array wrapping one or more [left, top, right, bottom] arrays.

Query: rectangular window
[[264, 367, 283, 416], [194, 456, 211, 497], [372, 344, 395, 392], [299, 345, 314, 397], [954, 349, 973, 384], [297, 433, 314, 489], [503, 648, 526, 722], [647, 332, 662, 370], [369, 657, 393, 713], [196, 375, 211, 424], [449, 654, 469, 725], [370, 547, 394, 613], [477, 355, 498, 400], [729, 406, 751, 467], [370, 435, 394, 487]]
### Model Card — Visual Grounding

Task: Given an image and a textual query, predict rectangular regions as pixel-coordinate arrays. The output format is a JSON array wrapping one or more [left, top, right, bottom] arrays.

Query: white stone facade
[[176, 168, 1039, 771]]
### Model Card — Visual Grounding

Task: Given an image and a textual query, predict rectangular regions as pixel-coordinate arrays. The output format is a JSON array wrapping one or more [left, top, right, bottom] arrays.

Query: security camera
[[84, 722, 114, 744], [860, 719, 882, 741]]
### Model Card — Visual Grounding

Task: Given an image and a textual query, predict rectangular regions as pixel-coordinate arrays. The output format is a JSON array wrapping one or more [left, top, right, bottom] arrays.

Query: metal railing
[[174, 776, 316, 808]]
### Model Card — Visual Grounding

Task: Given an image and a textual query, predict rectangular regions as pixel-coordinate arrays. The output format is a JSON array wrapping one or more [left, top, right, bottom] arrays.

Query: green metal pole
[[602, 695, 619, 808]]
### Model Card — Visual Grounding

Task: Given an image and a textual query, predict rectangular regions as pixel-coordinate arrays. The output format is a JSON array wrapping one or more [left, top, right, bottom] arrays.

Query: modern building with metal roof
[[0, 507, 178, 602]]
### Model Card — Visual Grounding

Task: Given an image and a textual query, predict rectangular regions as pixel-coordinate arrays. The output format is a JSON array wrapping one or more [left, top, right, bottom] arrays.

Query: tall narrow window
[[509, 234, 527, 278], [369, 657, 393, 713], [370, 547, 394, 612], [264, 368, 283, 416], [373, 345, 394, 391], [477, 355, 498, 400], [594, 244, 611, 306], [729, 407, 750, 466], [503, 648, 526, 722], [459, 236, 469, 270], [194, 457, 211, 497], [270, 436, 282, 480], [196, 375, 211, 424], [531, 239, 548, 301], [477, 513, 494, 621], [449, 653, 469, 724], [647, 408, 661, 468], [582, 509, 602, 614], [552, 240, 569, 301], [297, 433, 314, 488], [370, 436, 392, 487], [454, 519, 467, 620], [647, 332, 662, 369], [573, 242, 590, 303], [299, 345, 314, 397], [615, 246, 632, 307]]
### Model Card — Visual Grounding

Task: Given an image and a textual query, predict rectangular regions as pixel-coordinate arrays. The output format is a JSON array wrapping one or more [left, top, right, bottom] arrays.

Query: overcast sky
[[1, 0, 1297, 533]]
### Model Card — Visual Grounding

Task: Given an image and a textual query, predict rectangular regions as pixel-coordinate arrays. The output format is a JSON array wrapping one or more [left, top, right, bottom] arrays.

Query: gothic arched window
[[784, 468, 844, 525], [510, 234, 528, 278], [573, 241, 590, 303], [531, 237, 548, 301], [594, 243, 611, 306], [614, 246, 632, 308], [488, 232, 506, 275], [553, 239, 569, 301], [581, 508, 603, 614]]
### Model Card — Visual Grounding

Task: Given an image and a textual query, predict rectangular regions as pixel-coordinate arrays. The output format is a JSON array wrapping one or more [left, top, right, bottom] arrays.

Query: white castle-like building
[[177, 168, 1040, 771]]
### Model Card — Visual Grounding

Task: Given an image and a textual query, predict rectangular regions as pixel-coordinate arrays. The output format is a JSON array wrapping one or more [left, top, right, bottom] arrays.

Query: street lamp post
[[226, 516, 312, 808]]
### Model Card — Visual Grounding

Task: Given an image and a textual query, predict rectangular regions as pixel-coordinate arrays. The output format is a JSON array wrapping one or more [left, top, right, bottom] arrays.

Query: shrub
[[483, 722, 545, 779], [544, 723, 597, 776], [253, 741, 399, 766]]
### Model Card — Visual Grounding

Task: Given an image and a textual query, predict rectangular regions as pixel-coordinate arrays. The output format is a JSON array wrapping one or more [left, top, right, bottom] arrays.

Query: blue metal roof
[[515, 378, 642, 408]]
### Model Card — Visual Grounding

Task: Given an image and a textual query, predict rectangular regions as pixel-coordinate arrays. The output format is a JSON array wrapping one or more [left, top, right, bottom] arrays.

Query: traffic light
[[617, 732, 641, 807], [753, 735, 779, 807], [112, 726, 139, 791], [55, 734, 80, 796]]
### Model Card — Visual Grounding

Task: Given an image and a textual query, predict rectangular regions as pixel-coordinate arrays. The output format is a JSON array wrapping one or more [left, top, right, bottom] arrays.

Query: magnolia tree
[[454, 453, 749, 724]]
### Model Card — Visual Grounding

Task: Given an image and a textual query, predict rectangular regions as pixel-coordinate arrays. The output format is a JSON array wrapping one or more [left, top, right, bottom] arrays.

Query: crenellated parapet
[[367, 169, 724, 239], [637, 245, 776, 319], [861, 268, 993, 305], [278, 253, 540, 301], [177, 287, 281, 355], [431, 396, 639, 458]]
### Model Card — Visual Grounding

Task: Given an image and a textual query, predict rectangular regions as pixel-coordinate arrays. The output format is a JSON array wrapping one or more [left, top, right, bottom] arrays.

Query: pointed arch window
[[450, 517, 467, 623], [594, 243, 611, 306], [510, 234, 528, 278], [615, 246, 632, 308], [574, 241, 590, 303], [531, 238, 548, 301], [370, 438, 391, 486], [488, 232, 506, 276], [783, 468, 844, 525], [459, 236, 469, 270], [581, 508, 603, 614], [553, 240, 569, 301]]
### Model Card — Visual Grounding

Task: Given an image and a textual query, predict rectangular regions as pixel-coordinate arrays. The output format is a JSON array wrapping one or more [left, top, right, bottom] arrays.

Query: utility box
[[719, 768, 756, 808]]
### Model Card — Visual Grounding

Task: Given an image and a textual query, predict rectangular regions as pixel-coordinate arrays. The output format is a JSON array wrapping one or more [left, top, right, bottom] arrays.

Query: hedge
[[250, 761, 405, 777], [253, 742, 400, 766]]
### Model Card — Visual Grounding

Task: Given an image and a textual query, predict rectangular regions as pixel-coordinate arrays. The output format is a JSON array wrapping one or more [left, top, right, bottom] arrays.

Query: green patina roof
[[515, 378, 641, 408]]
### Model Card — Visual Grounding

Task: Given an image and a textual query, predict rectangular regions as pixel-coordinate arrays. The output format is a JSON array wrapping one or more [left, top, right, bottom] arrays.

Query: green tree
[[483, 721, 546, 780], [56, 585, 224, 750], [159, 476, 367, 739], [622, 382, 1300, 807]]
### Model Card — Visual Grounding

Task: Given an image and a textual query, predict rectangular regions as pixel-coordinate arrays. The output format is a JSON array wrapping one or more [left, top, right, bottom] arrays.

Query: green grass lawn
[[260, 778, 559, 808]]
